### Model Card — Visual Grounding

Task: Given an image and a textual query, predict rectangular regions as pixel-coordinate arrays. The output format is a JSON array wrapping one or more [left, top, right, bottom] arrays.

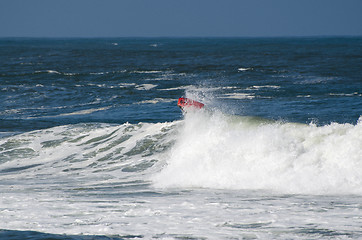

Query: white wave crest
[[135, 84, 157, 91], [0, 122, 178, 178], [238, 67, 251, 71], [153, 112, 362, 195], [220, 93, 255, 99]]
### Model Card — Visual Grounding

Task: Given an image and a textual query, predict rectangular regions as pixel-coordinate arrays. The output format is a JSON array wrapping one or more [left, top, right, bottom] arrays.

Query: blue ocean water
[[0, 37, 361, 239], [1, 37, 361, 132]]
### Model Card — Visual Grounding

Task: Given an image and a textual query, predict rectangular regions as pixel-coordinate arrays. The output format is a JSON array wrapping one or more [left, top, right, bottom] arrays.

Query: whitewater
[[154, 111, 362, 195], [1, 109, 361, 239], [1, 37, 361, 239]]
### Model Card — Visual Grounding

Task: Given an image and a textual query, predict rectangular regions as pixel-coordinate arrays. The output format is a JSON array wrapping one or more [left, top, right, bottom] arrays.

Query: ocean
[[0, 37, 361, 239]]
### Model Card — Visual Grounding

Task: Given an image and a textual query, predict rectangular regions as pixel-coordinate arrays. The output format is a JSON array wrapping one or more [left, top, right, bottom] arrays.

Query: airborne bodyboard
[[177, 97, 204, 112]]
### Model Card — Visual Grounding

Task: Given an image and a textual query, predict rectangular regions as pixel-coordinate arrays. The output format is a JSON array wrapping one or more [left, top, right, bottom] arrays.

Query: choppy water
[[0, 37, 361, 239]]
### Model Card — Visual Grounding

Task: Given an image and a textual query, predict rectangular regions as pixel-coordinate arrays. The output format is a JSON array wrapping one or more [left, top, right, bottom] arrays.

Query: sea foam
[[153, 111, 362, 195]]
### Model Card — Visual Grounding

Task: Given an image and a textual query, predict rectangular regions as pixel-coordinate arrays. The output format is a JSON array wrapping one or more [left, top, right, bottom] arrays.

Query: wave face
[[1, 113, 361, 197], [154, 111, 362, 195], [0, 122, 177, 191], [1, 114, 362, 238]]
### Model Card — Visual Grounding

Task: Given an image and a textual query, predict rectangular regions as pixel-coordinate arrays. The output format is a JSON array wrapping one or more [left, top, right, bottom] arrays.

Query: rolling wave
[[153, 111, 362, 195], [0, 122, 178, 188], [1, 111, 361, 195]]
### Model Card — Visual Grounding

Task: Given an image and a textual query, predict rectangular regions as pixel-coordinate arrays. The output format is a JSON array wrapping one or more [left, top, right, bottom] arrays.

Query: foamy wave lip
[[63, 72, 78, 76], [329, 92, 361, 97], [221, 93, 255, 99], [57, 107, 111, 116], [137, 98, 174, 104], [142, 71, 189, 81], [222, 86, 238, 90], [297, 95, 311, 98], [87, 82, 135, 89], [0, 132, 18, 138], [159, 86, 189, 91], [35, 70, 79, 76], [119, 83, 136, 88], [297, 76, 336, 84], [153, 111, 362, 195], [247, 85, 281, 90], [238, 67, 251, 71], [135, 84, 157, 91], [90, 70, 126, 75], [35, 70, 61, 74], [25, 107, 112, 119], [131, 70, 162, 74], [90, 72, 108, 75], [88, 83, 108, 88], [0, 121, 178, 177]]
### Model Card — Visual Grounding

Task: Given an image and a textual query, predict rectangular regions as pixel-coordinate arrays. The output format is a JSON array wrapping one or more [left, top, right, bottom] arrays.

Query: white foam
[[63, 72, 78, 76], [159, 86, 189, 91], [1, 120, 361, 237], [220, 93, 255, 99], [246, 85, 281, 90], [297, 95, 311, 98], [57, 107, 111, 116], [329, 92, 361, 97], [297, 77, 335, 84], [119, 83, 136, 88], [89, 70, 126, 75], [153, 112, 362, 195], [222, 86, 238, 90], [238, 67, 251, 71], [137, 98, 174, 104], [131, 70, 162, 74], [35, 70, 61, 74], [34, 70, 79, 76], [46, 70, 61, 74], [0, 121, 178, 178], [135, 84, 157, 90]]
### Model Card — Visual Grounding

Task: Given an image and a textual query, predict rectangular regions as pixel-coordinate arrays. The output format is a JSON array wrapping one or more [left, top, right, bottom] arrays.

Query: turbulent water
[[0, 37, 361, 239]]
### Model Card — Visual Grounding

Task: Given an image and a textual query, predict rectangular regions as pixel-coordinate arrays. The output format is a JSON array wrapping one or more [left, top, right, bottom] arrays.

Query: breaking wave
[[0, 122, 177, 186], [1, 111, 361, 195], [153, 111, 362, 195]]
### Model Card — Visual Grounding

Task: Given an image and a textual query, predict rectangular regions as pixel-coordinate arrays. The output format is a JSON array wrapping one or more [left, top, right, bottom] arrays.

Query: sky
[[1, 0, 361, 38]]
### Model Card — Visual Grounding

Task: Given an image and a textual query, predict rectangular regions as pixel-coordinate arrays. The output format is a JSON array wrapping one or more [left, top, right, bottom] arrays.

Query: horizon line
[[1, 34, 362, 40]]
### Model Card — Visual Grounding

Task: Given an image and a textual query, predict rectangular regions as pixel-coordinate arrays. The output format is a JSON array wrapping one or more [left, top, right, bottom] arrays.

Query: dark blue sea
[[0, 37, 361, 239]]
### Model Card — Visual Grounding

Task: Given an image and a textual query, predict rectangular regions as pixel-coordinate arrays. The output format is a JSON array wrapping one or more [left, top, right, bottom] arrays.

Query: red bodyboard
[[177, 97, 204, 111]]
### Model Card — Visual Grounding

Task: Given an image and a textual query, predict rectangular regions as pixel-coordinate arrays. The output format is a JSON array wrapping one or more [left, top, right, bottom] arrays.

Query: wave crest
[[153, 111, 362, 195]]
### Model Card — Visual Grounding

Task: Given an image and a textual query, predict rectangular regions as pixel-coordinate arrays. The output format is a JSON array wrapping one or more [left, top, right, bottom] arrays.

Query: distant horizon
[[1, 0, 361, 38], [1, 34, 362, 40]]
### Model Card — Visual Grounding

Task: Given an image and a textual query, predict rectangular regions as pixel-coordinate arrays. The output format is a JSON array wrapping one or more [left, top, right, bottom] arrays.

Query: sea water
[[0, 37, 361, 239]]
